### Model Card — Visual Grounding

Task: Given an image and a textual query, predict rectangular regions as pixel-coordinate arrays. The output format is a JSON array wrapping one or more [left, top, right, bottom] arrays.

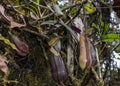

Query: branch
[[34, 3, 80, 22]]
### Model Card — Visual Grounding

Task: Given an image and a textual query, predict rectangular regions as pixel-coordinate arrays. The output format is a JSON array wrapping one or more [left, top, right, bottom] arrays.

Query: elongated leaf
[[54, 40, 61, 52], [102, 34, 120, 39], [84, 5, 95, 13], [24, 6, 37, 15], [49, 47, 60, 56], [99, 14, 104, 27], [30, 12, 39, 20], [0, 4, 11, 25], [41, 20, 57, 26], [0, 36, 17, 50], [103, 23, 109, 35], [48, 36, 61, 46], [102, 39, 116, 42], [92, 23, 100, 34], [83, 3, 96, 14], [102, 34, 120, 42], [71, 26, 81, 34], [60, 20, 77, 39], [0, 5, 7, 19], [7, 16, 26, 28]]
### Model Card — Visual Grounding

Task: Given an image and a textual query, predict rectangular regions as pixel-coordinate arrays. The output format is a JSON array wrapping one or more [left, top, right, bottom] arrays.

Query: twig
[[99, 43, 107, 57], [5, 0, 29, 15], [33, 1, 120, 22], [66, 1, 87, 25], [21, 28, 49, 40], [69, 75, 80, 86], [3, 74, 18, 86], [39, 39, 48, 61], [79, 70, 89, 86], [92, 67, 99, 80], [96, 6, 120, 9], [110, 42, 120, 53], [65, 5, 82, 24], [20, 14, 26, 25], [43, 0, 55, 13], [96, 48, 105, 86], [29, 0, 49, 10], [96, 48, 102, 79], [34, 3, 80, 21]]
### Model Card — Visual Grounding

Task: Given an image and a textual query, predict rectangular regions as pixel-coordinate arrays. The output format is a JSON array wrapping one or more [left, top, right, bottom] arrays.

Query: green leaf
[[41, 20, 56, 25], [24, 6, 37, 15], [0, 36, 17, 50], [70, 8, 76, 15], [60, 19, 77, 39], [36, 0, 40, 4], [102, 39, 116, 42], [103, 23, 109, 35], [99, 14, 104, 27], [41, 20, 61, 28], [92, 23, 100, 34], [84, 5, 96, 14], [49, 0, 58, 6], [102, 34, 120, 39], [102, 34, 120, 42], [99, 14, 109, 35], [83, 1, 96, 14]]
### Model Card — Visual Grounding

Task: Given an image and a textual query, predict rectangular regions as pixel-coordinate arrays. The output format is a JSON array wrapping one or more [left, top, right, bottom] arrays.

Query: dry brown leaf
[[0, 55, 8, 62], [0, 5, 9, 21], [0, 5, 26, 28], [0, 5, 12, 22], [48, 36, 61, 46], [0, 55, 9, 74], [7, 16, 26, 28], [85, 28, 94, 34], [0, 5, 5, 16], [10, 21, 26, 28]]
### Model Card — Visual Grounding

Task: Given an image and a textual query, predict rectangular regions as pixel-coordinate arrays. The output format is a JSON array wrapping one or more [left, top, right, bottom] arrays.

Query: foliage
[[0, 0, 119, 86]]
